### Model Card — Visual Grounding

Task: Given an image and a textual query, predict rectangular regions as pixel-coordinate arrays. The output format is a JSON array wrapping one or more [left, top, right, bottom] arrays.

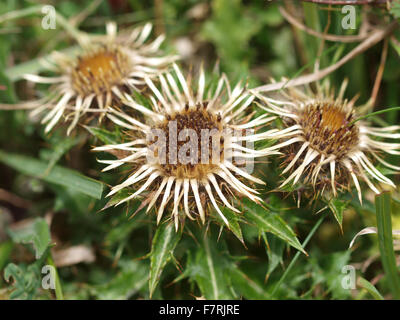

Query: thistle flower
[[253, 81, 400, 203], [24, 22, 177, 134], [94, 64, 277, 230]]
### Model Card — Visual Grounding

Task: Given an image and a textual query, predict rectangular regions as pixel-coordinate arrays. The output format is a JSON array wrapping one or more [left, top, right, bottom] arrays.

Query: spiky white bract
[[94, 64, 277, 230], [24, 22, 177, 135], [253, 81, 400, 203]]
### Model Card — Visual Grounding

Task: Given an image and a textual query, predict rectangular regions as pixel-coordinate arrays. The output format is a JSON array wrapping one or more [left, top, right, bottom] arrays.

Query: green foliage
[[328, 198, 349, 231], [0, 150, 104, 199], [8, 218, 51, 259], [0, 0, 399, 301], [390, 0, 400, 19], [241, 198, 306, 255], [375, 192, 400, 299], [4, 263, 41, 299], [149, 222, 182, 297]]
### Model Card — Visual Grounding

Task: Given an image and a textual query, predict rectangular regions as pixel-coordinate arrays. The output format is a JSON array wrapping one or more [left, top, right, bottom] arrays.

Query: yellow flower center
[[71, 46, 130, 96], [149, 103, 225, 180], [300, 101, 359, 158]]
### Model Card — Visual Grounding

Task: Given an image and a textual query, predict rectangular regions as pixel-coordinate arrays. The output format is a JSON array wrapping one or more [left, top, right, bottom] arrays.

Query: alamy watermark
[[146, 123, 255, 174], [41, 265, 56, 290], [41, 5, 56, 30], [341, 265, 356, 290]]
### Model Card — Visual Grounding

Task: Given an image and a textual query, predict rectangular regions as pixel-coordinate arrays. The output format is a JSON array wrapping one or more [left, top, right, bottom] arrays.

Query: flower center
[[71, 47, 130, 95], [149, 103, 225, 179], [299, 102, 359, 158]]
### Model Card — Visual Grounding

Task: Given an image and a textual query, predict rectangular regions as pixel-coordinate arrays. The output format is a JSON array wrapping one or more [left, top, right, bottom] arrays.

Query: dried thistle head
[[94, 64, 277, 230], [254, 80, 400, 203], [24, 22, 177, 134]]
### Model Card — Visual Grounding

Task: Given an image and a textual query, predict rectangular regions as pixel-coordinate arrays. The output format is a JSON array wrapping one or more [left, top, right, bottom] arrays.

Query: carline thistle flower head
[[24, 22, 177, 135], [253, 81, 400, 203], [94, 64, 277, 230]]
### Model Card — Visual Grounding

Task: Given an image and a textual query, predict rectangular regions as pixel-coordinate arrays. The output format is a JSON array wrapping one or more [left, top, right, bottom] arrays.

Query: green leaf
[[4, 263, 41, 300], [8, 218, 51, 259], [220, 207, 244, 244], [185, 235, 235, 299], [0, 241, 13, 270], [85, 126, 121, 145], [201, 0, 262, 75], [149, 222, 182, 297], [103, 188, 134, 210], [390, 0, 400, 19], [375, 192, 400, 299], [41, 135, 84, 175], [0, 150, 104, 199], [328, 198, 348, 230], [241, 199, 306, 255], [263, 233, 285, 279], [358, 277, 384, 300], [95, 260, 148, 300], [229, 266, 270, 299]]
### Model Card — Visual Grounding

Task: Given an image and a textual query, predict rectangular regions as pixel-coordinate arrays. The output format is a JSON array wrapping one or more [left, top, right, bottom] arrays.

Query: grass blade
[[0, 150, 104, 199], [375, 192, 400, 299], [358, 277, 384, 300]]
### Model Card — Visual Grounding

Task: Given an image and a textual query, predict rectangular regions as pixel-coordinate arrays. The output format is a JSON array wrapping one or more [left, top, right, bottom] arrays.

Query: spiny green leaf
[[0, 150, 104, 199], [220, 207, 244, 244], [184, 235, 236, 300], [149, 222, 182, 297], [241, 199, 306, 255], [229, 266, 270, 299], [328, 198, 348, 231], [8, 218, 51, 259], [263, 233, 285, 278], [85, 126, 121, 145], [95, 260, 148, 300]]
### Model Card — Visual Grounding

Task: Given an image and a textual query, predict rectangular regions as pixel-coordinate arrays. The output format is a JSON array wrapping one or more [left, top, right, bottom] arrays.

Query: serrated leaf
[[149, 222, 182, 297], [241, 199, 306, 255], [95, 260, 148, 300], [4, 263, 41, 300], [263, 233, 285, 278], [8, 218, 51, 259], [102, 188, 132, 210], [0, 150, 104, 199], [229, 266, 270, 299], [328, 198, 348, 230], [185, 235, 235, 299], [220, 207, 244, 244], [86, 126, 120, 145]]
